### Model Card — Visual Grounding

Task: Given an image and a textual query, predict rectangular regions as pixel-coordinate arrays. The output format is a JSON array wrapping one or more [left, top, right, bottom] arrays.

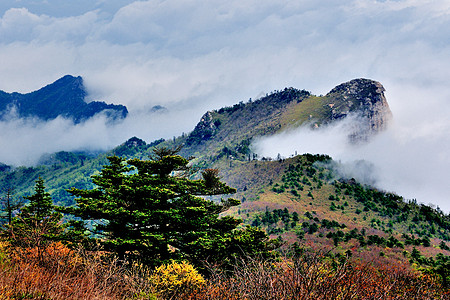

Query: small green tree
[[4, 177, 64, 261], [64, 148, 275, 267]]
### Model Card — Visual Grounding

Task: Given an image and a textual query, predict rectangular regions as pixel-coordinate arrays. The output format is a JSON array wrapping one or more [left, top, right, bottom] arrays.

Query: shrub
[[150, 260, 205, 298]]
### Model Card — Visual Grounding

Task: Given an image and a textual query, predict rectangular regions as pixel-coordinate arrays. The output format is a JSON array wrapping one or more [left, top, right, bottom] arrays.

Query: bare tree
[[0, 187, 24, 227]]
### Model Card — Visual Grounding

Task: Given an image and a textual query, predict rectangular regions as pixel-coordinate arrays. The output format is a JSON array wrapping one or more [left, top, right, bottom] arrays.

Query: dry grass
[[0, 241, 447, 300], [192, 254, 447, 300], [0, 241, 152, 300]]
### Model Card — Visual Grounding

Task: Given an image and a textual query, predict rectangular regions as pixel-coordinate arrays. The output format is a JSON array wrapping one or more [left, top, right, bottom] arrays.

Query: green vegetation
[[7, 177, 63, 238], [59, 147, 275, 268], [251, 207, 299, 234], [336, 180, 450, 241], [2, 177, 64, 259], [215, 152, 449, 289], [0, 136, 164, 209]]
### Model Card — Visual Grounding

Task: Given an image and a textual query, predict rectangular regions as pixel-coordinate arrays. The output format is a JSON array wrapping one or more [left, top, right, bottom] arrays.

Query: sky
[[0, 0, 449, 211]]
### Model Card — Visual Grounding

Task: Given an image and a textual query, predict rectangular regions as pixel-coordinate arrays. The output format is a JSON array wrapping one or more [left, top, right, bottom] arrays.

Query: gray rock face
[[326, 78, 392, 142], [186, 111, 219, 145]]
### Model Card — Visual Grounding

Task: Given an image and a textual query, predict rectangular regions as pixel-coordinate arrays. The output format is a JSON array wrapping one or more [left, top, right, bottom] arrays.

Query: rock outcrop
[[186, 111, 219, 145], [326, 78, 392, 142]]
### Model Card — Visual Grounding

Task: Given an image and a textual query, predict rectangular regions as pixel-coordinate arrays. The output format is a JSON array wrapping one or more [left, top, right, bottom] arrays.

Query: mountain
[[169, 78, 391, 161], [1, 78, 448, 273], [0, 75, 128, 123]]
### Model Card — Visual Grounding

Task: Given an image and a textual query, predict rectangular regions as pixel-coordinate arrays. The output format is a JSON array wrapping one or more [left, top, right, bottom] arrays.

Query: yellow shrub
[[0, 241, 9, 263], [150, 260, 205, 298]]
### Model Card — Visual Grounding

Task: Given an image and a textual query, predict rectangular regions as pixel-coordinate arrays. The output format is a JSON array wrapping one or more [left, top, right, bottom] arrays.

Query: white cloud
[[0, 8, 47, 42], [0, 0, 449, 210]]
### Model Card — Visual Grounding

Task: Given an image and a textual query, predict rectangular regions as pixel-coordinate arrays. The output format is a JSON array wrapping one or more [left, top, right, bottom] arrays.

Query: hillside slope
[[214, 154, 449, 261]]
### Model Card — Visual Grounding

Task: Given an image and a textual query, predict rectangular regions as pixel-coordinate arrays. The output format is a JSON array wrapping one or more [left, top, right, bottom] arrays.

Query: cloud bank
[[0, 1, 449, 210]]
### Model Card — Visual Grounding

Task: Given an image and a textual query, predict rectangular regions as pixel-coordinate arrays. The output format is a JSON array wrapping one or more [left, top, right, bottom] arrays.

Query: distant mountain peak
[[0, 75, 128, 123], [52, 75, 84, 91]]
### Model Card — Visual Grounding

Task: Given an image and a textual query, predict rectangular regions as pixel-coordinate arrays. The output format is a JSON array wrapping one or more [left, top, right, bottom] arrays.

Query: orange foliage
[[0, 241, 135, 300]]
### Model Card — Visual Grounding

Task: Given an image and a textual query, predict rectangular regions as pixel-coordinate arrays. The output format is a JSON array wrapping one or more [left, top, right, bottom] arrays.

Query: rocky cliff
[[326, 78, 392, 141]]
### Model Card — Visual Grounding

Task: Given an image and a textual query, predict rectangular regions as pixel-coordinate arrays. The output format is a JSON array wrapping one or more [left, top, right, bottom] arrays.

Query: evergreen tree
[[23, 177, 54, 219], [4, 177, 64, 260], [64, 148, 275, 267]]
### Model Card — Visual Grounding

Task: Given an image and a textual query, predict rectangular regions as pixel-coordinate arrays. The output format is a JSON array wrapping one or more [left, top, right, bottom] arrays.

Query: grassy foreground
[[0, 241, 447, 300]]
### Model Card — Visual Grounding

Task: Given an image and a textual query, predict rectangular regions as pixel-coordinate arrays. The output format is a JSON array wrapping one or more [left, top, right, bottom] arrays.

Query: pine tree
[[64, 148, 275, 267], [23, 177, 54, 219], [4, 177, 64, 261]]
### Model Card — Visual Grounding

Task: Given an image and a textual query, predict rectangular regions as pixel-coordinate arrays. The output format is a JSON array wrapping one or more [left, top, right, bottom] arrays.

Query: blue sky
[[0, 0, 449, 211]]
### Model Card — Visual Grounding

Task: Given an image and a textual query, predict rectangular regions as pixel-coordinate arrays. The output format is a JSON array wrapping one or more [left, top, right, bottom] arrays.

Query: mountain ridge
[[166, 78, 392, 163], [0, 75, 128, 123]]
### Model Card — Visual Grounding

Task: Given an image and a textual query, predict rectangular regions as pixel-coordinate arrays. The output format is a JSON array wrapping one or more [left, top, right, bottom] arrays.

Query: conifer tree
[[4, 177, 64, 260], [64, 148, 275, 267]]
